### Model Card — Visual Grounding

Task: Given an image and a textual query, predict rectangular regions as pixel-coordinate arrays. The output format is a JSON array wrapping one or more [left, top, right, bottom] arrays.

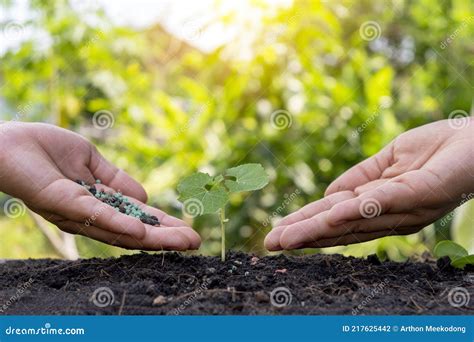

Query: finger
[[279, 211, 330, 250], [329, 168, 453, 225], [264, 225, 287, 251], [27, 206, 64, 223], [43, 179, 147, 239], [122, 196, 190, 228], [294, 226, 422, 249], [57, 221, 200, 251], [88, 146, 148, 202], [276, 191, 356, 227], [327, 178, 419, 225], [278, 211, 426, 250], [354, 179, 390, 195], [175, 227, 201, 250], [266, 191, 356, 251], [325, 143, 393, 196], [94, 184, 191, 228]]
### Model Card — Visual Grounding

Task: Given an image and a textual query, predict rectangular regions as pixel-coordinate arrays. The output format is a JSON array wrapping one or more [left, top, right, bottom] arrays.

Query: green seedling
[[434, 240, 474, 269], [177, 163, 269, 261]]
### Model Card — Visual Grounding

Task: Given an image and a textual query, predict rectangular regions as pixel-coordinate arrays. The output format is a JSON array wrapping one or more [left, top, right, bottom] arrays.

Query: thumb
[[87, 145, 148, 203]]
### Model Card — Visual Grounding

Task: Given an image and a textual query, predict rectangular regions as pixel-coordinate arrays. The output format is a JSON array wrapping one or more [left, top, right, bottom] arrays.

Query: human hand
[[265, 118, 474, 250], [0, 122, 200, 251]]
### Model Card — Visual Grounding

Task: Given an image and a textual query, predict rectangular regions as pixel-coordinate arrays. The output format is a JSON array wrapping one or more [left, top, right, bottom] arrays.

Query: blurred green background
[[0, 0, 473, 260]]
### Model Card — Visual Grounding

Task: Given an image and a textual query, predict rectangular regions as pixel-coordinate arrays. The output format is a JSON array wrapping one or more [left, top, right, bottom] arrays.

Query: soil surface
[[0, 251, 472, 315]]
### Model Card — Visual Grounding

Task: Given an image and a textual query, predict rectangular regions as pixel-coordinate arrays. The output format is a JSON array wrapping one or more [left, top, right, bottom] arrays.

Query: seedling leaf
[[177, 172, 213, 192], [224, 163, 269, 193], [451, 255, 474, 269], [177, 172, 229, 214], [434, 240, 468, 260], [177, 163, 269, 261]]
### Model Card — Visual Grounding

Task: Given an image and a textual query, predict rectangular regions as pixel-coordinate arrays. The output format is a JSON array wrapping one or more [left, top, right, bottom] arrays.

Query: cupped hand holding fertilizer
[[0, 122, 200, 251]]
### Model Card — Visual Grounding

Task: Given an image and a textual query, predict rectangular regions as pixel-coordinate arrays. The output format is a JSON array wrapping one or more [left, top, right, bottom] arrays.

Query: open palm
[[265, 118, 474, 250]]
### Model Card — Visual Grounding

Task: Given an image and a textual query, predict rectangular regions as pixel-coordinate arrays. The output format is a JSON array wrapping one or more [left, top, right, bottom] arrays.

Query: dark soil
[[0, 251, 472, 315]]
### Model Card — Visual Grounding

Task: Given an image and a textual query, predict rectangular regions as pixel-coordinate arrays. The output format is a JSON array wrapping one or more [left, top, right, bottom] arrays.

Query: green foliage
[[178, 164, 269, 260], [434, 240, 474, 269], [224, 164, 270, 193], [451, 256, 474, 269], [178, 164, 269, 214], [177, 173, 228, 215], [0, 0, 472, 259], [434, 240, 468, 259]]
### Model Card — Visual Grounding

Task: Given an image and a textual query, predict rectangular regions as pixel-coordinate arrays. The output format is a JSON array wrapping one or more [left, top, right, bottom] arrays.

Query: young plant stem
[[220, 208, 226, 262]]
